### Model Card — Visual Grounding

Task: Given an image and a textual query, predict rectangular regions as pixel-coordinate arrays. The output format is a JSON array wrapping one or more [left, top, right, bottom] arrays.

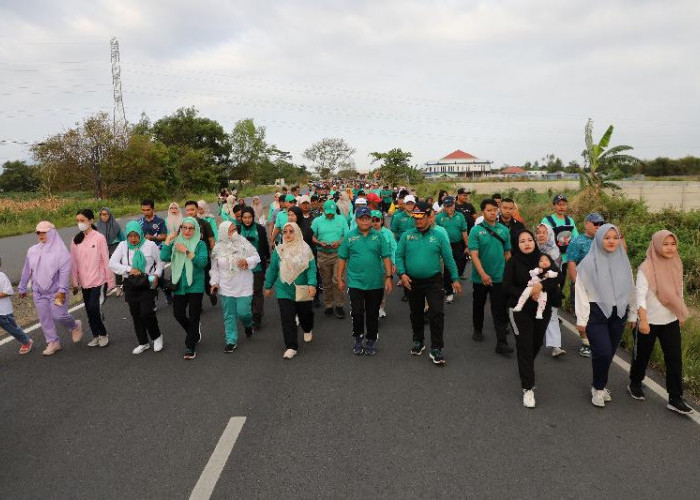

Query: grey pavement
[[0, 194, 275, 283], [1, 272, 699, 499]]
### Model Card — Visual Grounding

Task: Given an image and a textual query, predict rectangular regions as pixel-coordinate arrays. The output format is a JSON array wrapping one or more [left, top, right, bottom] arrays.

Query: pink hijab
[[639, 230, 688, 322]]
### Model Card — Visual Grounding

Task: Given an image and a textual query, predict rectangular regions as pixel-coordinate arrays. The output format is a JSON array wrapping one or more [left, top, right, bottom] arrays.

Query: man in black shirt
[[498, 197, 525, 249], [454, 187, 477, 232]]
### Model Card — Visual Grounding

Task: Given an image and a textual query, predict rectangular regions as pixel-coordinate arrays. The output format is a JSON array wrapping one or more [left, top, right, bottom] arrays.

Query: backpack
[[546, 215, 575, 254]]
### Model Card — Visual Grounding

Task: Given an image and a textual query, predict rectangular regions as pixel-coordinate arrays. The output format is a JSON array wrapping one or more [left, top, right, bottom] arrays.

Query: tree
[[104, 134, 169, 198], [303, 138, 355, 178], [337, 166, 359, 179], [0, 161, 40, 192], [369, 148, 421, 185], [542, 153, 563, 173], [581, 118, 641, 189], [30, 112, 114, 197], [229, 118, 269, 185]]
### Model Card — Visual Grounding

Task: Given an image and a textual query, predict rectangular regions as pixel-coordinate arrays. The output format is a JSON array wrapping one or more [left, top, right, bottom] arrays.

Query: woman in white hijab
[[336, 192, 352, 218], [210, 221, 261, 352], [575, 224, 637, 408], [251, 196, 265, 223], [264, 222, 317, 359], [535, 223, 565, 358]]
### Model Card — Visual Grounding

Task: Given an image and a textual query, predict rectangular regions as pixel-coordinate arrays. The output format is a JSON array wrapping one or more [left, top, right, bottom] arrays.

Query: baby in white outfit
[[513, 254, 558, 319]]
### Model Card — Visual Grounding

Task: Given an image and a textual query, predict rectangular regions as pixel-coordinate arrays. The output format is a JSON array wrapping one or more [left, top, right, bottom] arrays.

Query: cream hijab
[[276, 222, 315, 284], [639, 230, 688, 322]]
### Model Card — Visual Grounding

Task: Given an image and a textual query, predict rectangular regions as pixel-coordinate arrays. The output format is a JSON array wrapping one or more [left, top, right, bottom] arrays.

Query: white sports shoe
[[282, 348, 297, 359], [132, 344, 150, 355], [591, 389, 606, 408], [304, 331, 313, 343], [378, 307, 387, 318], [522, 389, 536, 409], [87, 337, 100, 347], [98, 335, 109, 347], [153, 335, 164, 352], [551, 347, 566, 357], [445, 294, 454, 304]]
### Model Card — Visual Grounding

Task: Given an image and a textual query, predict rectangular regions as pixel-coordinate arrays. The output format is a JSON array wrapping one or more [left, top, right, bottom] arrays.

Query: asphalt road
[[0, 194, 276, 283], [1, 271, 699, 499]]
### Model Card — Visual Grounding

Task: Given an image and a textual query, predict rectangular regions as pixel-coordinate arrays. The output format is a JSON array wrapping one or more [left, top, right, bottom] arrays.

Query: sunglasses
[[282, 229, 295, 234], [371, 218, 382, 222], [592, 221, 605, 227], [411, 213, 426, 219]]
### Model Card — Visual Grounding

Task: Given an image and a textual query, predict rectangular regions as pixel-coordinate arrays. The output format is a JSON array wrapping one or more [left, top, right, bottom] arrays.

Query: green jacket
[[396, 227, 458, 281], [160, 240, 209, 295], [264, 250, 318, 300]]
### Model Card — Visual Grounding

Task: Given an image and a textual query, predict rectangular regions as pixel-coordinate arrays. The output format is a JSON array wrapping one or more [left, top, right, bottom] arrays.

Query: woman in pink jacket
[[71, 209, 115, 347]]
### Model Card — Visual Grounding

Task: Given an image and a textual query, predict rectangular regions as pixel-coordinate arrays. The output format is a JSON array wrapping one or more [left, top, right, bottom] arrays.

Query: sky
[[1, 0, 699, 173]]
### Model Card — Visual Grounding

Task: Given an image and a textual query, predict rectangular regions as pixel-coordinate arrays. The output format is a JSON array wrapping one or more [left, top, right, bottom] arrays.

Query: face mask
[[78, 222, 89, 232]]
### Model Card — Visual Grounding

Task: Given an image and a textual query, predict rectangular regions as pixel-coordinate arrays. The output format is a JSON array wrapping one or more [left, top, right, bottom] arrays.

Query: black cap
[[412, 201, 433, 216], [552, 194, 568, 204], [492, 193, 502, 199], [310, 194, 319, 201], [443, 196, 455, 206], [457, 187, 473, 195]]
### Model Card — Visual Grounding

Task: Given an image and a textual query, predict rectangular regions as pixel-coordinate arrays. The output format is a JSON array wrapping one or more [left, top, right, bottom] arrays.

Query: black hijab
[[288, 206, 313, 246], [240, 206, 256, 228], [511, 229, 542, 270]]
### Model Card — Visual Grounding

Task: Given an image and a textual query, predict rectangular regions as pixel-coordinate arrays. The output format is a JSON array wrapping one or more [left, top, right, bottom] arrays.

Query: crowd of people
[[0, 181, 694, 415]]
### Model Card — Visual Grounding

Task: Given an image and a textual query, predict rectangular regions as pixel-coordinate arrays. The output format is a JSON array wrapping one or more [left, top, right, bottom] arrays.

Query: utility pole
[[110, 37, 128, 146]]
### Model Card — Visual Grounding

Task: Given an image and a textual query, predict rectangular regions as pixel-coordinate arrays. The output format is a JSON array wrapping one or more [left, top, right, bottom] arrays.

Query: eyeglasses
[[282, 229, 295, 234], [36, 231, 46, 235], [181, 225, 195, 231], [371, 218, 382, 222], [593, 221, 605, 227]]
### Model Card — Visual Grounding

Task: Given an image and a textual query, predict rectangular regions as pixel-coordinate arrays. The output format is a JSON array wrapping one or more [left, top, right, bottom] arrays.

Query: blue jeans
[[0, 313, 31, 345]]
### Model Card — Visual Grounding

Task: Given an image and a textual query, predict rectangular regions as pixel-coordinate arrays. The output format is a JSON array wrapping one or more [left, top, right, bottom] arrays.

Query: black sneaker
[[209, 292, 218, 306], [244, 326, 253, 338], [429, 348, 445, 365], [353, 336, 364, 355], [364, 339, 377, 356], [165, 291, 173, 306], [472, 330, 484, 342], [224, 343, 237, 353], [324, 307, 334, 316], [667, 398, 695, 415], [410, 341, 425, 356], [495, 341, 514, 355], [335, 306, 346, 319], [313, 296, 321, 308], [252, 315, 261, 331], [627, 384, 645, 401], [183, 348, 196, 360]]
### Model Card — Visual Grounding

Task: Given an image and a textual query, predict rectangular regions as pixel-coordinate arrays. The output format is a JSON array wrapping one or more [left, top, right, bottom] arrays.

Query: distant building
[[423, 150, 494, 179]]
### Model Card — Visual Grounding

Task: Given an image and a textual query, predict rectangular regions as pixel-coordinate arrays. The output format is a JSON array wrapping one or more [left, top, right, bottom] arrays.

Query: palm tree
[[581, 118, 641, 189]]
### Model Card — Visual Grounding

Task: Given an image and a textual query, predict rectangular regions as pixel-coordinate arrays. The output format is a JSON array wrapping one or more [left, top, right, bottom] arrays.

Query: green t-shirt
[[379, 227, 398, 264], [390, 210, 415, 241], [338, 228, 391, 290], [468, 222, 512, 284], [435, 211, 468, 243], [311, 215, 348, 252], [396, 227, 458, 281], [381, 189, 393, 204], [239, 223, 263, 273], [274, 210, 289, 230]]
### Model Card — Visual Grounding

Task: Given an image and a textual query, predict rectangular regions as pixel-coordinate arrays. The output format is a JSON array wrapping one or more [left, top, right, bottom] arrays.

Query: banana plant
[[581, 118, 641, 189]]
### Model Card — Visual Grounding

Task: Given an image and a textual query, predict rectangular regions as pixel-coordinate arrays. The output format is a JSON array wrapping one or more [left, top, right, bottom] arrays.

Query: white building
[[423, 150, 494, 179]]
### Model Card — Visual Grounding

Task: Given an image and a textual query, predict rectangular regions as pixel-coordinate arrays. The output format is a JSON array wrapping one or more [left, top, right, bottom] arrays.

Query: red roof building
[[500, 166, 526, 176], [423, 150, 493, 179]]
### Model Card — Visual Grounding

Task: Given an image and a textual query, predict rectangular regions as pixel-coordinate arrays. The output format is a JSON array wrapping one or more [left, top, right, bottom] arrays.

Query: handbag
[[295, 285, 314, 302], [122, 248, 155, 292]]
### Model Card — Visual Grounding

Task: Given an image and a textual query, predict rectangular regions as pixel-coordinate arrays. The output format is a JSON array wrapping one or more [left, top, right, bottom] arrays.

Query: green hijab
[[125, 220, 147, 273], [171, 216, 201, 286]]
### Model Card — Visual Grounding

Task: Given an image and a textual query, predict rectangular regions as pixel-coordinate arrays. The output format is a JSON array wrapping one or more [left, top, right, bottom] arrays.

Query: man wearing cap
[[565, 212, 604, 357], [337, 206, 393, 356], [469, 198, 514, 354], [366, 192, 382, 212], [347, 197, 367, 231], [454, 188, 477, 233], [396, 202, 462, 365], [311, 200, 349, 318], [435, 196, 469, 304], [541, 194, 578, 264]]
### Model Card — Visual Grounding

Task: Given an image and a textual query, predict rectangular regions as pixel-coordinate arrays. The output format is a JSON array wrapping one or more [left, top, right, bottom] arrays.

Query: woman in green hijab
[[161, 216, 209, 360], [109, 220, 165, 354]]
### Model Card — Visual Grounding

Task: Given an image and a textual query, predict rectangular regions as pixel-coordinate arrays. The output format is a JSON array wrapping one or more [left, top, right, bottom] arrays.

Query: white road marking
[[559, 317, 700, 425], [190, 417, 247, 500]]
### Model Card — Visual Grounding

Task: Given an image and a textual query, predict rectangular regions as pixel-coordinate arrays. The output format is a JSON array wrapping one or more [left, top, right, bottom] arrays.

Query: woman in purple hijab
[[18, 221, 83, 355]]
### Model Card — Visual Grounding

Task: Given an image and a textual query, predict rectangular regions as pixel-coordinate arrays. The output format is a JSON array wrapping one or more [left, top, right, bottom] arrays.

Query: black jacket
[[503, 255, 561, 312]]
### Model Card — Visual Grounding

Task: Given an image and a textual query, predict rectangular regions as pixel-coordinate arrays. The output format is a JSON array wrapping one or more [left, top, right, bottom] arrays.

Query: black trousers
[[278, 299, 314, 350], [586, 304, 626, 390], [127, 290, 161, 345], [473, 282, 508, 342], [252, 271, 265, 321], [630, 320, 683, 399], [510, 304, 552, 389], [444, 241, 465, 293], [173, 293, 203, 350], [82, 286, 107, 337], [407, 274, 444, 349], [349, 288, 384, 340]]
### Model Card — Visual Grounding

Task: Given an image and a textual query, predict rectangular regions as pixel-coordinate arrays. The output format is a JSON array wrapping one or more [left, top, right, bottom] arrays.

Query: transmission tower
[[110, 37, 128, 144]]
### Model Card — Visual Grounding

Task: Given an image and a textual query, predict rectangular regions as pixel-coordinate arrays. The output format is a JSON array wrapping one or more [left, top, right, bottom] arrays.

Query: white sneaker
[[378, 307, 387, 318], [132, 344, 150, 355], [445, 294, 454, 304], [198, 323, 202, 343], [304, 331, 313, 343], [282, 348, 297, 359], [522, 389, 536, 408], [87, 337, 100, 347], [551, 347, 566, 357], [603, 387, 612, 402], [153, 335, 164, 352], [98, 335, 109, 347], [591, 388, 606, 407], [295, 315, 300, 326]]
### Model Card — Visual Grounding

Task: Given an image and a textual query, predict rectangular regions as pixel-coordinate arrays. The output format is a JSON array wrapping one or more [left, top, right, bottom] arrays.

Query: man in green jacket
[[396, 202, 462, 365], [435, 195, 469, 304], [337, 206, 393, 356]]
